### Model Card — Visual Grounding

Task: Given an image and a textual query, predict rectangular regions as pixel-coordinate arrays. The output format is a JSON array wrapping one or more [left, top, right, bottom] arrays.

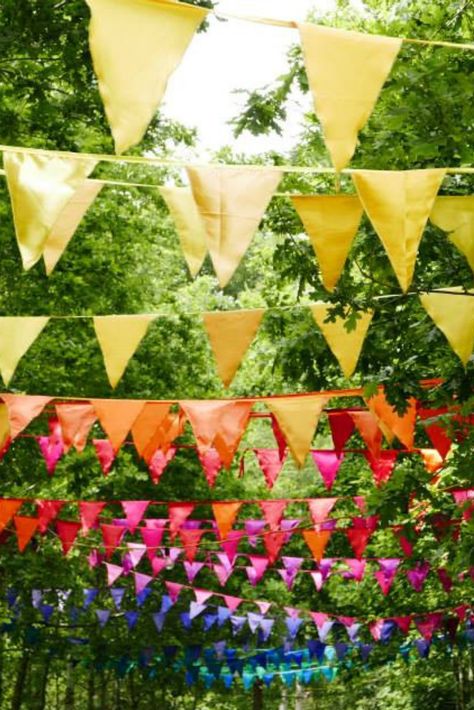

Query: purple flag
[[152, 612, 166, 632], [124, 611, 139, 629], [83, 588, 98, 609], [230, 615, 246, 635], [285, 617, 303, 639], [244, 520, 265, 547], [184, 561, 204, 583], [96, 609, 110, 628], [259, 618, 274, 642], [110, 587, 125, 610], [217, 606, 231, 627], [189, 602, 207, 620], [407, 562, 431, 592]]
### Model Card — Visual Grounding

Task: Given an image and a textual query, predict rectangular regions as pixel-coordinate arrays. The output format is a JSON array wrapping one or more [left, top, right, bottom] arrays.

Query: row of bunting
[[84, 0, 472, 166], [4, 148, 474, 292], [0, 290, 472, 392], [0, 386, 465, 471]]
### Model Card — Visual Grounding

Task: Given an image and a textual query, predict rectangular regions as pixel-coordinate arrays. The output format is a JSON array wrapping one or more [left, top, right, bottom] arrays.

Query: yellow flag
[[297, 23, 401, 171], [202, 309, 265, 387], [352, 169, 446, 291], [291, 195, 363, 291], [419, 288, 474, 366], [0, 404, 10, 449], [86, 0, 208, 154], [310, 304, 373, 378], [0, 317, 49, 385], [186, 166, 281, 287], [159, 186, 208, 277], [43, 181, 104, 275], [265, 395, 329, 467], [93, 315, 156, 387], [4, 151, 97, 270], [430, 196, 474, 272]]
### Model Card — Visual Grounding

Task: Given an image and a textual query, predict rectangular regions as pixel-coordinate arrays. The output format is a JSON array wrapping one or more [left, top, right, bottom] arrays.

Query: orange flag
[[202, 309, 265, 387], [303, 529, 333, 562], [367, 391, 417, 449], [14, 515, 39, 552], [180, 400, 253, 468], [419, 449, 444, 474], [350, 410, 383, 456], [131, 402, 171, 458], [186, 166, 281, 287], [264, 395, 330, 467], [55, 403, 97, 453], [2, 394, 52, 439], [291, 195, 363, 291], [92, 399, 145, 451], [159, 186, 208, 277], [212, 502, 242, 541], [0, 499, 24, 532]]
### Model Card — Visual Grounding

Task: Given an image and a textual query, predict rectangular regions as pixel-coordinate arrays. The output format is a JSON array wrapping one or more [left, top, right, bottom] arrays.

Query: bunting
[[92, 399, 145, 451], [430, 196, 474, 272], [419, 288, 474, 365], [297, 24, 401, 170], [55, 403, 97, 453], [0, 317, 49, 386], [93, 315, 156, 387], [159, 186, 208, 277], [86, 0, 208, 153], [265, 395, 329, 467], [310, 305, 373, 378]]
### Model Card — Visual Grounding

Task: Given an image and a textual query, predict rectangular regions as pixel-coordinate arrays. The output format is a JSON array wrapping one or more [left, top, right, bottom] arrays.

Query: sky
[[162, 0, 338, 156]]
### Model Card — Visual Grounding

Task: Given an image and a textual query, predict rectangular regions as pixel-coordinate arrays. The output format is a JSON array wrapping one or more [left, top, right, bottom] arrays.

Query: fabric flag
[[311, 451, 344, 490], [419, 449, 444, 474], [180, 530, 205, 562], [2, 394, 52, 440], [430, 196, 474, 272], [407, 562, 430, 592], [92, 399, 144, 451], [55, 403, 97, 453], [415, 613, 443, 641], [92, 439, 116, 475], [220, 530, 244, 565], [168, 503, 194, 538], [0, 317, 49, 386], [180, 400, 252, 467], [3, 150, 97, 269], [0, 499, 24, 532], [374, 558, 400, 595], [346, 517, 378, 558], [56, 520, 81, 555], [86, 0, 208, 153], [363, 450, 398, 486], [212, 502, 242, 541], [419, 288, 474, 365], [223, 595, 242, 613], [349, 410, 383, 456], [264, 531, 286, 564], [297, 24, 401, 170], [93, 315, 155, 388], [186, 166, 281, 287], [310, 304, 373, 378], [308, 498, 337, 525], [79, 501, 106, 534], [43, 180, 103, 274], [291, 195, 363, 290], [159, 186, 208, 277], [259, 500, 287, 531], [101, 523, 125, 559], [134, 572, 152, 596], [303, 529, 332, 562], [265, 395, 329, 467], [105, 563, 123, 586], [352, 169, 446, 291], [37, 433, 63, 475], [148, 446, 176, 484], [198, 448, 222, 487], [344, 558, 366, 582], [418, 407, 452, 459], [131, 402, 172, 460], [14, 515, 39, 552], [246, 555, 269, 585], [366, 390, 417, 449], [121, 501, 149, 534], [254, 449, 286, 489], [202, 309, 264, 387], [327, 410, 355, 451]]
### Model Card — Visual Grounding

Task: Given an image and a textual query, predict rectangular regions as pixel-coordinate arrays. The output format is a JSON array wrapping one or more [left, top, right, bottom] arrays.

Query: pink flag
[[223, 595, 242, 612], [344, 558, 366, 582], [168, 503, 194, 538], [374, 558, 400, 595], [79, 502, 106, 534], [259, 500, 287, 530], [126, 542, 146, 567], [165, 581, 183, 604], [213, 563, 232, 586], [184, 561, 204, 583], [198, 448, 222, 487], [93, 439, 116, 475], [255, 601, 272, 615], [140, 527, 165, 560], [37, 432, 64, 475], [220, 530, 244, 565], [308, 498, 337, 525], [415, 613, 443, 641], [407, 561, 430, 592], [105, 562, 124, 586], [148, 447, 176, 484], [311, 451, 344, 490], [194, 589, 213, 605], [134, 572, 152, 596], [121, 501, 149, 533], [254, 449, 286, 488]]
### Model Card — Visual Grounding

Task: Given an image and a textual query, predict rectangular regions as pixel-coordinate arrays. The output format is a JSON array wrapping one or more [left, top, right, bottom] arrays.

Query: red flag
[[56, 520, 81, 555], [179, 528, 205, 562], [392, 616, 412, 634], [212, 502, 242, 540], [418, 408, 452, 458], [263, 531, 286, 564], [259, 500, 287, 531], [363, 450, 398, 486], [0, 499, 24, 532], [101, 523, 125, 558], [14, 515, 39, 552], [327, 411, 355, 451], [415, 613, 443, 641], [55, 403, 96, 452], [270, 414, 287, 460], [254, 449, 286, 489], [93, 439, 116, 475], [79, 501, 106, 534], [37, 500, 64, 534], [347, 517, 378, 558]]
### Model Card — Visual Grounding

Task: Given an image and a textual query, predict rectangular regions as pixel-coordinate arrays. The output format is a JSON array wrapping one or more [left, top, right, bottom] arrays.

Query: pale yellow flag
[[291, 195, 363, 291], [310, 304, 373, 378], [430, 196, 474, 272], [43, 181, 104, 275], [159, 186, 208, 277], [93, 315, 156, 387], [86, 0, 208, 154], [0, 404, 10, 449], [265, 395, 330, 467], [202, 309, 265, 387], [352, 169, 446, 291], [186, 166, 282, 287], [0, 317, 49, 385], [297, 23, 401, 171], [4, 151, 97, 270], [419, 288, 474, 366]]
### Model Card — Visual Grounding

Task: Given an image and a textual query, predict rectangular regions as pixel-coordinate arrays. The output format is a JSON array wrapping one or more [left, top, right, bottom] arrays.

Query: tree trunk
[[87, 671, 95, 710], [253, 679, 264, 710], [64, 663, 75, 709], [34, 656, 50, 710], [10, 651, 30, 710]]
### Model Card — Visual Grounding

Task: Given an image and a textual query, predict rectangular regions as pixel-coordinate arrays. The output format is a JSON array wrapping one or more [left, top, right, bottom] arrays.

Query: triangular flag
[[0, 499, 24, 532], [308, 498, 337, 525], [2, 394, 52, 440], [311, 451, 344, 490], [148, 446, 176, 484], [430, 196, 474, 272], [186, 166, 281, 287], [134, 572, 152, 596], [168, 503, 195, 538], [55, 403, 97, 453], [303, 529, 333, 562], [159, 186, 208, 277], [198, 448, 222, 487], [43, 180, 104, 274], [352, 169, 446, 291], [265, 395, 329, 467], [92, 399, 144, 451], [165, 581, 183, 604], [105, 563, 124, 586], [310, 305, 373, 378], [419, 288, 474, 365], [327, 411, 355, 451], [131, 402, 172, 459], [212, 502, 242, 541], [0, 317, 49, 386], [350, 410, 383, 456], [223, 595, 242, 613], [366, 390, 417, 449], [254, 449, 286, 489], [179, 529, 205, 562], [93, 315, 155, 388], [264, 531, 286, 564], [291, 195, 363, 290], [121, 501, 149, 534], [297, 23, 401, 170], [79, 501, 106, 534], [86, 0, 208, 153], [14, 515, 39, 552], [418, 407, 452, 459], [419, 449, 444, 474], [4, 150, 97, 269], [259, 500, 287, 531], [202, 309, 264, 387], [101, 523, 125, 559], [56, 520, 81, 555], [36, 500, 64, 533], [92, 439, 116, 475], [363, 450, 398, 486]]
